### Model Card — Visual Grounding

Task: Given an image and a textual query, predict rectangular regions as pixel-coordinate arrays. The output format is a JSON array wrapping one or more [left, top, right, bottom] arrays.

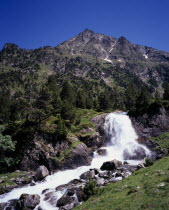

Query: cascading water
[[104, 112, 151, 163], [0, 112, 151, 209]]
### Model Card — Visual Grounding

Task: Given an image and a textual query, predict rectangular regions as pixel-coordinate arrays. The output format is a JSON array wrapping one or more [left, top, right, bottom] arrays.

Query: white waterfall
[[0, 112, 151, 209]]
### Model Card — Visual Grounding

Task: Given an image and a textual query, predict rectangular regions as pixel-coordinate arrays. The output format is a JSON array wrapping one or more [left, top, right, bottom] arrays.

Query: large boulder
[[35, 165, 49, 180], [60, 143, 92, 169], [17, 193, 40, 209], [100, 159, 122, 171]]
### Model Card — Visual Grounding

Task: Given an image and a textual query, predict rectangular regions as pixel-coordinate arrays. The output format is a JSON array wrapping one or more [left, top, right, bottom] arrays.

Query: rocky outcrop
[[132, 107, 169, 141], [59, 143, 93, 170], [79, 129, 104, 149], [91, 113, 108, 134], [19, 136, 60, 171]]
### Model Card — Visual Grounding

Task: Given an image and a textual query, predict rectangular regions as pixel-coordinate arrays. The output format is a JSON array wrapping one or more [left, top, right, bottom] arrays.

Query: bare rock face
[[79, 131, 104, 149], [20, 136, 60, 171], [35, 165, 49, 180], [91, 113, 108, 134], [132, 107, 169, 140]]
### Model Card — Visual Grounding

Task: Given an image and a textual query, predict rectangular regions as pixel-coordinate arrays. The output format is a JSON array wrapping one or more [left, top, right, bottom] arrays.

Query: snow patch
[[143, 54, 148, 59]]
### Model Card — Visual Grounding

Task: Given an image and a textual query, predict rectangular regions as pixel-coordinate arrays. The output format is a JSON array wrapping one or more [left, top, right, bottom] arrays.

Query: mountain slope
[[1, 29, 169, 94]]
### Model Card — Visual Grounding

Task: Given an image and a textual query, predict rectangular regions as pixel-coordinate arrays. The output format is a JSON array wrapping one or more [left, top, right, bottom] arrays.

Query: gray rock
[[97, 178, 105, 186], [35, 165, 49, 180], [0, 202, 6, 209], [44, 191, 58, 206], [97, 148, 107, 156], [80, 170, 95, 180], [57, 195, 77, 208], [100, 159, 122, 171], [19, 193, 40, 209], [98, 171, 113, 178], [60, 203, 74, 210], [123, 164, 137, 173], [109, 178, 119, 183]]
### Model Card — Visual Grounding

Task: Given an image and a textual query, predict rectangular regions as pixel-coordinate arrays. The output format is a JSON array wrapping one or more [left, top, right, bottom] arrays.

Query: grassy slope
[[76, 133, 169, 210], [76, 156, 169, 210]]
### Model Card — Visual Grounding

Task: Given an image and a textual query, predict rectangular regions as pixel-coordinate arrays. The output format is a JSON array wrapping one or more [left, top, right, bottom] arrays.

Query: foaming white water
[[0, 112, 151, 209], [104, 112, 150, 163]]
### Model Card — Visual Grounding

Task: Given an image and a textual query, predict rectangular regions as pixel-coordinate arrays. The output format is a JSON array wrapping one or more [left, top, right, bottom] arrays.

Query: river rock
[[18, 193, 40, 209], [35, 165, 49, 180], [60, 203, 74, 210], [57, 194, 77, 208], [44, 191, 58, 206], [100, 159, 122, 171], [80, 170, 95, 180], [115, 172, 122, 177], [98, 171, 113, 179], [97, 148, 107, 156], [0, 203, 6, 209]]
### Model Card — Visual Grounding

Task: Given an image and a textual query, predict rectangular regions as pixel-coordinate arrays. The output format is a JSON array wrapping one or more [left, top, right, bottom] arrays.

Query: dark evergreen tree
[[60, 81, 76, 105], [163, 83, 169, 100]]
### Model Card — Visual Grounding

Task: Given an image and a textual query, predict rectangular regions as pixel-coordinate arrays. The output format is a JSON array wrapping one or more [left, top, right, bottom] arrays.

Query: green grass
[[0, 171, 32, 188], [151, 132, 169, 151], [71, 109, 103, 135], [76, 156, 169, 210]]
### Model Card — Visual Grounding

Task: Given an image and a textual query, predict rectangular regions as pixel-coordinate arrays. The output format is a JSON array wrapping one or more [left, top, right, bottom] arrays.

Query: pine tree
[[163, 83, 169, 100]]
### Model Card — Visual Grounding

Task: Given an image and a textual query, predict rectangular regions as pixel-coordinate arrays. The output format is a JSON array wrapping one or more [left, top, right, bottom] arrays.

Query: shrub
[[145, 158, 154, 167]]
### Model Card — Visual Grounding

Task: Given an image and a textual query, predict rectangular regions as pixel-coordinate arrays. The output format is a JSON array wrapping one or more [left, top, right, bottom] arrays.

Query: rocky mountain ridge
[[1, 29, 169, 93]]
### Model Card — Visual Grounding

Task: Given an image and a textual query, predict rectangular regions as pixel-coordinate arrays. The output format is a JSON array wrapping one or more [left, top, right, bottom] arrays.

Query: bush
[[145, 158, 154, 167], [54, 119, 67, 142], [84, 178, 97, 198]]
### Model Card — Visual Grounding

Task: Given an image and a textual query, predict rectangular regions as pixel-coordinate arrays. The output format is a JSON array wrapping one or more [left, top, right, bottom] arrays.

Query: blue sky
[[0, 0, 169, 51]]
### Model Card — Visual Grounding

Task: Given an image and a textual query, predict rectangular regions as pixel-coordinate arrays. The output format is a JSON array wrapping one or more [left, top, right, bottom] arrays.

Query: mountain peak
[[81, 28, 94, 34]]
